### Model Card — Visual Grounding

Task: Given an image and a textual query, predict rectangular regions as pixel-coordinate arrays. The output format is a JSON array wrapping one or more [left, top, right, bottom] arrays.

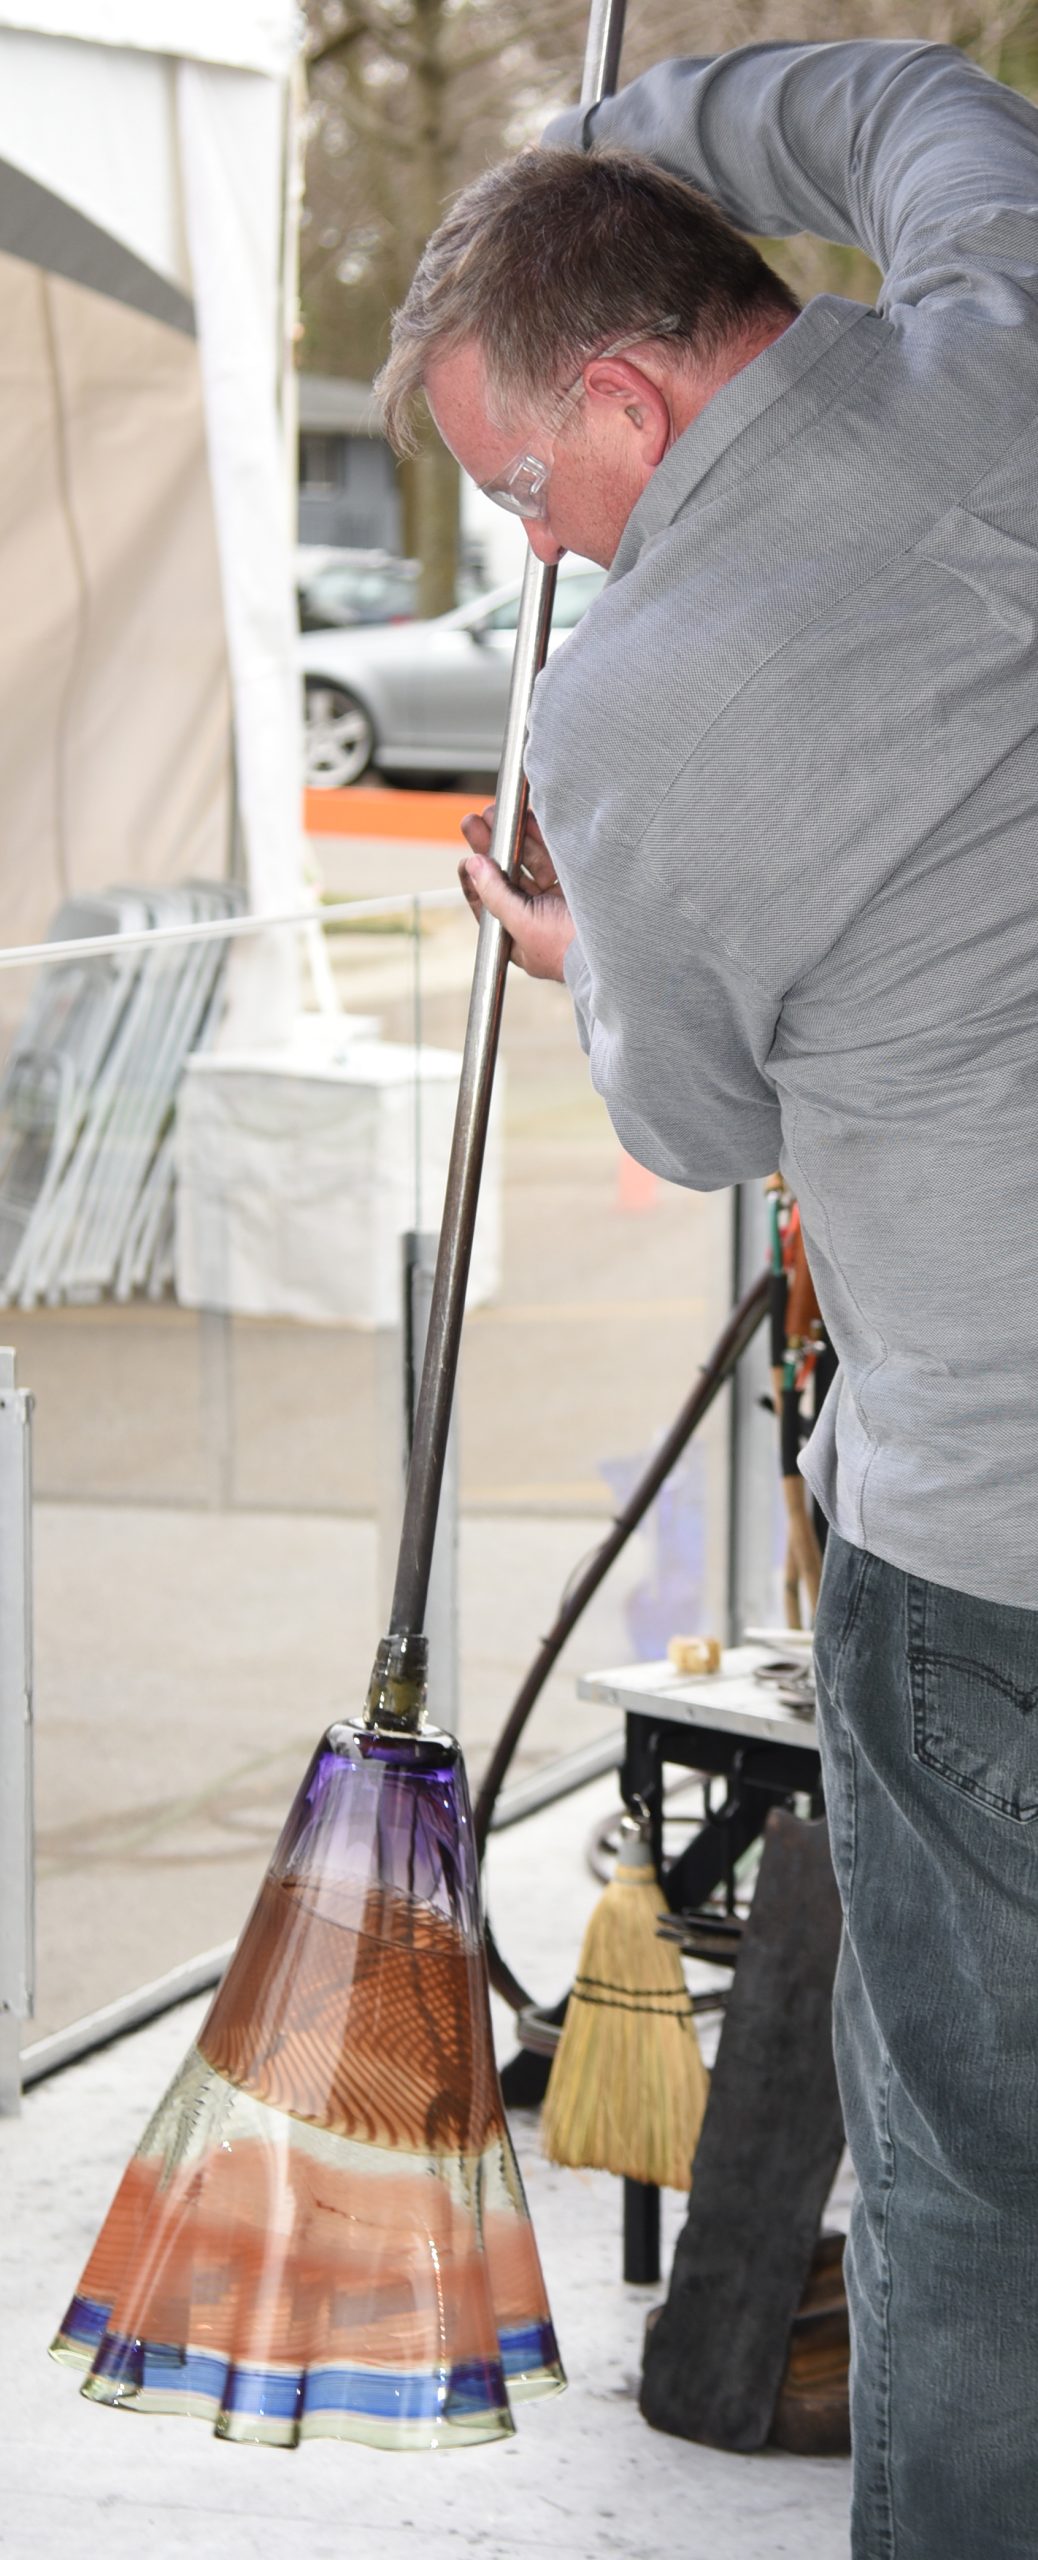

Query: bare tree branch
[[301, 0, 1038, 610]]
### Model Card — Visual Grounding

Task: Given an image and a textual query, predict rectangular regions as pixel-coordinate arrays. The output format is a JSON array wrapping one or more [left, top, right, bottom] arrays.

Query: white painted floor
[[1, 1782, 851, 2560]]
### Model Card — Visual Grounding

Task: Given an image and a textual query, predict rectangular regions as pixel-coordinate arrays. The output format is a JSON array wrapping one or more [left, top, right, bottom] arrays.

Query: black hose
[[475, 1266, 770, 2012]]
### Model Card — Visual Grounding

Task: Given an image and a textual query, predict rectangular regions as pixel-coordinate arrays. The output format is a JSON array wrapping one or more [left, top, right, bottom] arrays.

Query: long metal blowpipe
[[366, 0, 628, 1730]]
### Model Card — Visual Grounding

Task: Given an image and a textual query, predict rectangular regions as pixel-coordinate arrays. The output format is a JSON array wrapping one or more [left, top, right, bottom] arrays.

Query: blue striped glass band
[[57, 2293, 557, 2425]]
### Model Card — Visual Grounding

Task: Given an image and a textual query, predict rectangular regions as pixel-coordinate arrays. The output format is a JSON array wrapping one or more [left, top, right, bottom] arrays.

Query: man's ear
[[582, 356, 671, 466]]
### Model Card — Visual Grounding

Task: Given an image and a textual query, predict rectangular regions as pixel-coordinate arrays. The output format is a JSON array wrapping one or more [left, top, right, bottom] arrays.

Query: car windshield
[[302, 564, 418, 622], [479, 567, 605, 634]]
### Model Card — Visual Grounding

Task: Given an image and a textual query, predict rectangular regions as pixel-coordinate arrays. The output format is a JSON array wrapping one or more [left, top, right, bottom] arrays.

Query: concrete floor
[[2, 1781, 852, 2560]]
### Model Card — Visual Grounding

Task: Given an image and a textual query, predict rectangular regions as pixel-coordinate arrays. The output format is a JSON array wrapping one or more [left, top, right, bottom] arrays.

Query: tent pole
[[0, 1349, 33, 2115]]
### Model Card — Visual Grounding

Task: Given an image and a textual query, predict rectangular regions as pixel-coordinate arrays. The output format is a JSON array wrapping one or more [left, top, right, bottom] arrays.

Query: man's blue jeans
[[813, 1530, 1038, 2560]]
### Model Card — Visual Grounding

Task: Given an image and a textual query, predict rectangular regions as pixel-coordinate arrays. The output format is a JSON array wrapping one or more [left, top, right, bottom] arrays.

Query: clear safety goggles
[[479, 320, 681, 521]]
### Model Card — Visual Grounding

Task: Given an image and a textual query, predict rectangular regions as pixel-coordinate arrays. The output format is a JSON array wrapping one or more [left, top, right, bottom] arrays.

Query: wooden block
[[769, 2230, 851, 2456], [640, 1809, 845, 2451], [667, 1635, 722, 1675]]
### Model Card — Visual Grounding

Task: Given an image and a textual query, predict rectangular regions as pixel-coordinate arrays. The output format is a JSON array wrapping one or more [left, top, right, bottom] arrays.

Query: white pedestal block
[[173, 1027, 502, 1327]]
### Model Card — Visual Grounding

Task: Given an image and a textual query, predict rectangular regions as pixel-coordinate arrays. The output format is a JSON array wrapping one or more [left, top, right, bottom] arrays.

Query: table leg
[[621, 1714, 663, 1874], [618, 1723, 666, 2280], [624, 2175, 661, 2284], [661, 1782, 768, 1914]]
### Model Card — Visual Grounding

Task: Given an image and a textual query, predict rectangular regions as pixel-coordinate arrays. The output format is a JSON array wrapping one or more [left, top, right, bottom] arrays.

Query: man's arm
[[461, 823, 782, 1192], [562, 909, 782, 1191], [546, 40, 1038, 315]]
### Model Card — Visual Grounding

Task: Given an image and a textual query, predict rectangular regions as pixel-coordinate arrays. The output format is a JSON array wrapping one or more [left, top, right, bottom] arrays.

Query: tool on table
[[745, 1624, 817, 1712]]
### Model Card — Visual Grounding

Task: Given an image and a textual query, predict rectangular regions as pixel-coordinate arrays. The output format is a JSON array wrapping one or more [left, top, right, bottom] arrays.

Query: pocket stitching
[[908, 1587, 1038, 1823], [919, 1649, 1038, 1719], [911, 1734, 1038, 1821]]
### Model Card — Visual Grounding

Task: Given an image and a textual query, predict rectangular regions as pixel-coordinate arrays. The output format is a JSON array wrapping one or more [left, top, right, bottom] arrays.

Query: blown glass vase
[[51, 1718, 564, 2450]]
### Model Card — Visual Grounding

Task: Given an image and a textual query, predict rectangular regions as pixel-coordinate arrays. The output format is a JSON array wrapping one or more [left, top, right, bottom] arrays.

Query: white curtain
[[0, 248, 231, 952]]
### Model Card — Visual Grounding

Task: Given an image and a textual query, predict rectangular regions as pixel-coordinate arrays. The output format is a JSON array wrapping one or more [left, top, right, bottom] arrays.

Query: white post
[[199, 1308, 236, 1510], [375, 1234, 460, 1734], [727, 1183, 781, 1642], [0, 1348, 33, 2116], [406, 1232, 460, 1735]]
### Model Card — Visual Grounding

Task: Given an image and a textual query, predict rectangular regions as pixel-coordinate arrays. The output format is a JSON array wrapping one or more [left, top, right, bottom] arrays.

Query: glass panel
[[1, 817, 735, 2053]]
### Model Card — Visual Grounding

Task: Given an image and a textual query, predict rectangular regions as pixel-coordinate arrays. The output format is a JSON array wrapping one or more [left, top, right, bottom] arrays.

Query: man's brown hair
[[376, 145, 799, 451]]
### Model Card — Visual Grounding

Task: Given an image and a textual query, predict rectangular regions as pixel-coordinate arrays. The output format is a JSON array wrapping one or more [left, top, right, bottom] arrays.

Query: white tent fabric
[[0, 3, 302, 1033], [0, 252, 230, 953], [0, 4, 294, 79], [0, 26, 193, 313]]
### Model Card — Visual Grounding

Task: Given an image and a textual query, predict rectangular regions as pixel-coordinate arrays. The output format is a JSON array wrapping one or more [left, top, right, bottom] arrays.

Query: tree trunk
[[411, 430, 459, 616], [407, 0, 461, 615]]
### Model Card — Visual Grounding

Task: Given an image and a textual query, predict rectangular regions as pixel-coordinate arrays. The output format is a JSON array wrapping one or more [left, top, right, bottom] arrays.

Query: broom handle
[[387, 0, 629, 1645]]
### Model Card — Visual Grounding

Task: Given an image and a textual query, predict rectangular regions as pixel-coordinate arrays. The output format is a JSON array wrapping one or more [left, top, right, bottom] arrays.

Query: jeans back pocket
[[908, 1574, 1038, 1823]]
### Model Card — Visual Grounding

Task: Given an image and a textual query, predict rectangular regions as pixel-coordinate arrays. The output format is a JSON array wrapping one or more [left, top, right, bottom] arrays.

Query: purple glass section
[[265, 1721, 484, 1952]]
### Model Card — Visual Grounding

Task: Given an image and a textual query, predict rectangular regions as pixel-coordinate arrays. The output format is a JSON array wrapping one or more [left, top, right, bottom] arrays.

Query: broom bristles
[[542, 1855, 709, 2192]]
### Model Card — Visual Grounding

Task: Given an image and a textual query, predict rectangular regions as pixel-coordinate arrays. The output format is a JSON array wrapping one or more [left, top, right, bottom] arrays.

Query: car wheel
[[303, 679, 377, 789]]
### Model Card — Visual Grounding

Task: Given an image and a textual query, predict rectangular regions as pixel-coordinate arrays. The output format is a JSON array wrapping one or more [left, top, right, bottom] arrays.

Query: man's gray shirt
[[536, 39, 1038, 1609]]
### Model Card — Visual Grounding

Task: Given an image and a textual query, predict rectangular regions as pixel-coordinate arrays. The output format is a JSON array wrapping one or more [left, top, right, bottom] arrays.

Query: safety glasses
[[479, 320, 680, 521]]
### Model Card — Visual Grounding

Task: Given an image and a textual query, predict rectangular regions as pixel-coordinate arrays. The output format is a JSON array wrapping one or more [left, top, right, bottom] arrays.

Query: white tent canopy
[[0, 2, 303, 1030]]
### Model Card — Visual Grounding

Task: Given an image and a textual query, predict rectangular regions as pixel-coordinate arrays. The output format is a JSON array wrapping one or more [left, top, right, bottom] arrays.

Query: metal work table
[[578, 1643, 818, 1749], [577, 1642, 824, 2280], [577, 1642, 821, 1892]]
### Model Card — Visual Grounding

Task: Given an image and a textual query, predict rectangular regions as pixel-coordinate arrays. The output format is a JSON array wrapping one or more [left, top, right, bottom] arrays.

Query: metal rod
[[486, 1731, 623, 1831], [386, 0, 630, 1652], [388, 567, 554, 1639], [579, 0, 626, 111], [403, 1230, 460, 1731], [0, 887, 462, 975], [0, 1349, 33, 2117], [20, 1944, 235, 2089]]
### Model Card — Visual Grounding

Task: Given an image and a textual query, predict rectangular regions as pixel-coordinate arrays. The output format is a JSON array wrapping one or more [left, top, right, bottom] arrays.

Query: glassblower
[[48, 0, 630, 2452]]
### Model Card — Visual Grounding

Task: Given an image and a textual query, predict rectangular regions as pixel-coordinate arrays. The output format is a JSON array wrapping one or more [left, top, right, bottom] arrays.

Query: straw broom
[[542, 1821, 709, 2192]]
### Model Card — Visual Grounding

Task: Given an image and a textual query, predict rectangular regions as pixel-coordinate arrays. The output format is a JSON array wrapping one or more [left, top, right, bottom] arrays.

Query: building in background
[[297, 370, 526, 591], [298, 375, 400, 551]]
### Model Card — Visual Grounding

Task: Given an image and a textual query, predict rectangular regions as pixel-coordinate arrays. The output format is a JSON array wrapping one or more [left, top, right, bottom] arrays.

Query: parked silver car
[[299, 561, 605, 787], [297, 550, 421, 631]]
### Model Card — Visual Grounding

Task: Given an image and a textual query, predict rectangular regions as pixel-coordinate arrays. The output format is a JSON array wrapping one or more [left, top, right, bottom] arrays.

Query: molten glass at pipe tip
[[364, 1628, 429, 1734]]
